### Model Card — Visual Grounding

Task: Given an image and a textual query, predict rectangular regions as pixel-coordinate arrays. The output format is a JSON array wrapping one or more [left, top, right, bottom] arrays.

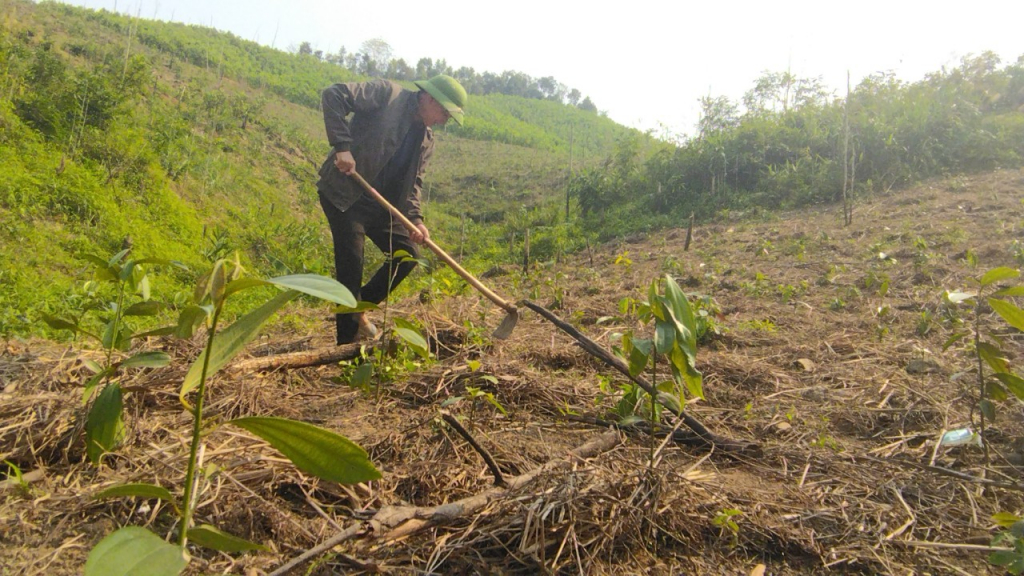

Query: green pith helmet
[[414, 74, 467, 125]]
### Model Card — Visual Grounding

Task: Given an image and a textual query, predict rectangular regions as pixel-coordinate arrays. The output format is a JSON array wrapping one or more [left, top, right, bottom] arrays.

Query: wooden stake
[[842, 70, 852, 226], [522, 228, 530, 274], [684, 212, 694, 251], [566, 123, 574, 222], [458, 212, 466, 263]]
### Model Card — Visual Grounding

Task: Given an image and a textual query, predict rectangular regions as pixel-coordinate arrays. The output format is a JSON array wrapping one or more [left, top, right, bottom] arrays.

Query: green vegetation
[[0, 0, 632, 338], [573, 54, 1024, 239], [84, 258, 380, 574]]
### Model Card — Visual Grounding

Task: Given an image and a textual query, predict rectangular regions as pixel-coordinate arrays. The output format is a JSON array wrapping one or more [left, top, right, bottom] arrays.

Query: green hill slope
[[0, 0, 641, 337]]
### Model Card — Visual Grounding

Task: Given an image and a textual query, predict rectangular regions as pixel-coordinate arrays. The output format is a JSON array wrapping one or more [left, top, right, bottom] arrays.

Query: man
[[317, 75, 467, 344]]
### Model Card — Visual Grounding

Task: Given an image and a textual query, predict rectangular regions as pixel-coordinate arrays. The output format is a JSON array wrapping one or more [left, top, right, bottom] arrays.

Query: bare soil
[[4, 168, 1024, 575]]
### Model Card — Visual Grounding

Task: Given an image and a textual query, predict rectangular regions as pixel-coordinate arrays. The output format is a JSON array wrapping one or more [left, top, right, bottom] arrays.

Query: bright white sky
[[61, 0, 1024, 139]]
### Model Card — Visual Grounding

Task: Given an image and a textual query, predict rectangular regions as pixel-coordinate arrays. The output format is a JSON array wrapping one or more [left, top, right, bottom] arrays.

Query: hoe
[[350, 171, 519, 339]]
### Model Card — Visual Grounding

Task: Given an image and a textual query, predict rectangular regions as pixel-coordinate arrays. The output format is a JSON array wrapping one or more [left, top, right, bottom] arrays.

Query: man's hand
[[409, 222, 430, 245], [334, 150, 355, 174]]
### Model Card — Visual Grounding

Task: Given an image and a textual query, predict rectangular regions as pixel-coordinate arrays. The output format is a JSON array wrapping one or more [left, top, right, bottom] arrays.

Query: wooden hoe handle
[[348, 171, 516, 314]]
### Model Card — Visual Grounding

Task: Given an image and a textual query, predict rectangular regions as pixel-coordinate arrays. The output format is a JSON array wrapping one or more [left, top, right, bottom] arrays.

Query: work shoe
[[355, 315, 379, 342]]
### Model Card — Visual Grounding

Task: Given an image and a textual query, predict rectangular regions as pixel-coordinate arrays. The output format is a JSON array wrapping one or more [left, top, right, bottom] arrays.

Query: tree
[[386, 58, 414, 81], [567, 88, 581, 106], [360, 38, 392, 77], [697, 95, 739, 138], [578, 96, 597, 113], [538, 76, 567, 102], [298, 41, 312, 56], [743, 71, 833, 115], [415, 57, 433, 79]]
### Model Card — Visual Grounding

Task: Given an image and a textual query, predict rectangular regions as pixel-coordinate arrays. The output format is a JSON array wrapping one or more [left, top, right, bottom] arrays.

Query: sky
[[59, 0, 1024, 138]]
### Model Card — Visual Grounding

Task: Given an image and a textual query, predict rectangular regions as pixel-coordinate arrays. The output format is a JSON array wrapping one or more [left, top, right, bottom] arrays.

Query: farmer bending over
[[317, 75, 467, 344]]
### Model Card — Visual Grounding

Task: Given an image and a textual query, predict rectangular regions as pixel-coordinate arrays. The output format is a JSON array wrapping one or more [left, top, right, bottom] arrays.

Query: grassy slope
[[0, 0, 640, 337]]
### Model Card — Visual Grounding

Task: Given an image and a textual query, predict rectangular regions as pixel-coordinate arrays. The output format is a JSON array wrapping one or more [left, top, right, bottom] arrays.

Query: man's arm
[[321, 79, 394, 169], [405, 133, 433, 243]]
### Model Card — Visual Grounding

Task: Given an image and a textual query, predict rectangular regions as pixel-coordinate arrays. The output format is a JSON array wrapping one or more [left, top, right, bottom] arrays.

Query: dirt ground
[[4, 168, 1024, 575]]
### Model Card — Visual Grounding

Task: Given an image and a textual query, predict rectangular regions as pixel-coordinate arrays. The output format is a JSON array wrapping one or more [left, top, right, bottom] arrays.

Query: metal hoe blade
[[491, 309, 519, 340]]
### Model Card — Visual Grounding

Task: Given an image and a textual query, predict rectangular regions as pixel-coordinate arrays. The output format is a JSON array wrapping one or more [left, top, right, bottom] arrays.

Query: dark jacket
[[317, 79, 433, 224]]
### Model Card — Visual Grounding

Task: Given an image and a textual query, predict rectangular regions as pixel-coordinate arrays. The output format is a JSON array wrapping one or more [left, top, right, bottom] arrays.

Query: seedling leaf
[[85, 527, 187, 576], [187, 524, 268, 553], [228, 416, 381, 484]]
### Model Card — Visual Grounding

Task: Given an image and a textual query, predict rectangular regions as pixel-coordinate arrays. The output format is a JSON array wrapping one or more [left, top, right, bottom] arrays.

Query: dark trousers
[[319, 195, 419, 344]]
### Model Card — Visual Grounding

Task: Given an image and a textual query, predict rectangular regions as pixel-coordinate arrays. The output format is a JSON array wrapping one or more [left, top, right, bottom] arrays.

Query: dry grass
[[3, 168, 1024, 575]]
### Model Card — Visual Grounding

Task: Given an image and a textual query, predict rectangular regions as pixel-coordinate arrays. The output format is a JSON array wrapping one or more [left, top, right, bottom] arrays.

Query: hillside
[[0, 0, 640, 337], [4, 169, 1024, 574]]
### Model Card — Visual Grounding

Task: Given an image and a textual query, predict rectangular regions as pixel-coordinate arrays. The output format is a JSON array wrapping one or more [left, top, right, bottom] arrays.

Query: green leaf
[[121, 352, 171, 369], [663, 275, 697, 337], [223, 277, 270, 298], [82, 368, 113, 405], [195, 261, 229, 305], [83, 359, 104, 374], [85, 527, 187, 576], [175, 306, 210, 339], [82, 254, 119, 282], [654, 320, 675, 354], [86, 383, 125, 464], [394, 327, 429, 357], [332, 301, 379, 314], [942, 332, 967, 351], [978, 342, 1011, 374], [108, 249, 131, 266], [41, 313, 79, 333], [181, 291, 298, 401], [657, 391, 681, 413], [627, 339, 651, 378], [187, 524, 268, 553], [101, 319, 117, 350], [393, 317, 418, 332], [993, 512, 1023, 528], [94, 483, 176, 506], [990, 298, 1024, 332], [988, 380, 1009, 401], [227, 416, 381, 484], [995, 286, 1024, 297], [995, 373, 1024, 400], [119, 261, 137, 282], [138, 275, 151, 301], [684, 364, 704, 400], [981, 267, 1020, 287], [123, 302, 164, 317], [350, 363, 373, 388], [266, 274, 357, 307], [440, 396, 463, 407], [980, 398, 996, 422], [990, 550, 1018, 567]]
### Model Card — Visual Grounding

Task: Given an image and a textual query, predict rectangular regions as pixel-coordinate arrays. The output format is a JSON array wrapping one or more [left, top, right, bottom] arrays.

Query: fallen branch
[[866, 455, 1024, 493], [228, 343, 364, 373], [441, 411, 505, 486], [521, 300, 759, 456], [269, 430, 620, 576]]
